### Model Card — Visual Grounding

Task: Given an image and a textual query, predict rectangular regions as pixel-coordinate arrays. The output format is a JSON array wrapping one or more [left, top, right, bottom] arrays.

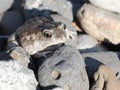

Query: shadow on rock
[[0, 52, 11, 61], [85, 57, 103, 84], [24, 8, 58, 20]]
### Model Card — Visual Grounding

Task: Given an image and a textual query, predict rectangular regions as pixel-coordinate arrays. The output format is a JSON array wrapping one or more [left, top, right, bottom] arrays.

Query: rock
[[0, 52, 11, 60], [51, 14, 82, 32], [24, 0, 73, 20], [0, 59, 38, 90], [24, 0, 43, 10], [80, 44, 108, 53], [77, 4, 120, 45], [82, 52, 120, 83], [89, 0, 120, 14], [0, 11, 24, 35], [11, 0, 25, 11], [77, 34, 108, 53], [0, 35, 8, 52], [77, 34, 98, 50], [38, 45, 89, 90], [91, 65, 120, 90], [52, 87, 64, 90], [0, 0, 14, 13]]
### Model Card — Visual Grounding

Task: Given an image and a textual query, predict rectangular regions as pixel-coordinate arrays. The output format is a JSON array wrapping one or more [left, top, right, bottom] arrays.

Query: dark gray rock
[[0, 59, 38, 90], [82, 52, 120, 83], [0, 36, 8, 52], [38, 45, 89, 90], [0, 11, 24, 35], [11, 0, 25, 11]]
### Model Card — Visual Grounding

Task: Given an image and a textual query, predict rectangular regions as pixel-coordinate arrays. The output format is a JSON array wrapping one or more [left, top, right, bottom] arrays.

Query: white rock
[[0, 0, 14, 13], [89, 0, 120, 13], [25, 0, 43, 9], [0, 60, 38, 90], [52, 87, 64, 90]]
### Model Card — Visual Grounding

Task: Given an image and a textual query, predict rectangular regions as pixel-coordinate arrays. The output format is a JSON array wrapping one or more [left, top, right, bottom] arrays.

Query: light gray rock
[[0, 59, 38, 90], [80, 44, 108, 53], [77, 4, 120, 45], [51, 14, 82, 32], [89, 0, 120, 14], [24, 0, 73, 20], [0, 11, 24, 35], [38, 45, 89, 90], [82, 52, 120, 82], [77, 34, 98, 50], [0, 0, 14, 13], [51, 14, 77, 32], [77, 34, 108, 53]]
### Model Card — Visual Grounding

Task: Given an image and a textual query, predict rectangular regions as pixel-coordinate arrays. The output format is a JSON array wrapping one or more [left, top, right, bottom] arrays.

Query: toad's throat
[[24, 43, 64, 55]]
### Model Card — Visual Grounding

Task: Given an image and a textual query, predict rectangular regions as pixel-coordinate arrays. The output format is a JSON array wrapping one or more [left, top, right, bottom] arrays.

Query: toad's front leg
[[7, 33, 31, 67]]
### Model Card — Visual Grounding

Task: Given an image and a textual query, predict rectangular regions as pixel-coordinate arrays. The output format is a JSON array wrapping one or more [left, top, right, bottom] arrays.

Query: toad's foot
[[8, 46, 31, 67]]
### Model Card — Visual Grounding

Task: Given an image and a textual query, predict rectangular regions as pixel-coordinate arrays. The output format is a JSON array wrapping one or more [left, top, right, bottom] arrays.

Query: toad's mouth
[[40, 43, 64, 52], [32, 43, 64, 59]]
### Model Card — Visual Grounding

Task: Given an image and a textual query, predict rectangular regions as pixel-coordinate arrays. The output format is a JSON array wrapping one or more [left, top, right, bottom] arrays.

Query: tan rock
[[91, 65, 120, 90], [77, 4, 120, 45]]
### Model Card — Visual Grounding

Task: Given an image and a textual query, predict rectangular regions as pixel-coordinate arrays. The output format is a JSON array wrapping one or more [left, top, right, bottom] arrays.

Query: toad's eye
[[43, 30, 52, 38]]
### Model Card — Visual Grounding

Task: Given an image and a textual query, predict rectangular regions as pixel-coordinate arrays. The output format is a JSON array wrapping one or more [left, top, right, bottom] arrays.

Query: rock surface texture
[[89, 0, 120, 14], [91, 65, 120, 90], [77, 34, 98, 50], [0, 60, 38, 90], [77, 4, 120, 45], [24, 0, 73, 20], [1, 0, 120, 90], [82, 52, 120, 82], [38, 45, 89, 90]]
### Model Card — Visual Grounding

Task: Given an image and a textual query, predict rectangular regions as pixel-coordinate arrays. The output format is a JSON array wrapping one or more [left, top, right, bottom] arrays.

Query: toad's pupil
[[44, 31, 52, 38]]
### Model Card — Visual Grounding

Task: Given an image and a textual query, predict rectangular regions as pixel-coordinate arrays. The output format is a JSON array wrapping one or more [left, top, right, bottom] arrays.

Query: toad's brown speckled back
[[8, 17, 67, 55]]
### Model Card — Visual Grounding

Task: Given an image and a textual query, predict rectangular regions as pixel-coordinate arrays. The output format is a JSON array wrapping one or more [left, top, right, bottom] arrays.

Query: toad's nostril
[[63, 24, 66, 30], [69, 35, 72, 39]]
